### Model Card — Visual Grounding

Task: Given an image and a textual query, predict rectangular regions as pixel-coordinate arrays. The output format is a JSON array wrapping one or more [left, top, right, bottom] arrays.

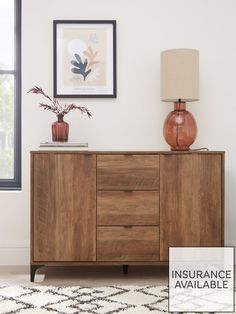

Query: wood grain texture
[[33, 153, 96, 262], [97, 191, 159, 225], [97, 155, 160, 190], [33, 150, 224, 155], [160, 154, 223, 261], [31, 151, 224, 267], [97, 226, 160, 261], [221, 153, 225, 244], [32, 261, 168, 266], [30, 153, 35, 262]]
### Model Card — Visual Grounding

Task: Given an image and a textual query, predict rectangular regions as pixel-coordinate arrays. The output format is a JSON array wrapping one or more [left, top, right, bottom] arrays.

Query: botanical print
[[54, 21, 116, 97], [63, 27, 107, 87]]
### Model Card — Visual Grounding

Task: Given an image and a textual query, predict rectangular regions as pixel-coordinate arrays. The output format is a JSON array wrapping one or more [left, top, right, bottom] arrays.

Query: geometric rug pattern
[[0, 285, 169, 314]]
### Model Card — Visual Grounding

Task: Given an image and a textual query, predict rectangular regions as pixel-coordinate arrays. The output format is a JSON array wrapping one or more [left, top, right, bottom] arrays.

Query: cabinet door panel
[[160, 154, 223, 261], [32, 154, 54, 262], [33, 153, 96, 262]]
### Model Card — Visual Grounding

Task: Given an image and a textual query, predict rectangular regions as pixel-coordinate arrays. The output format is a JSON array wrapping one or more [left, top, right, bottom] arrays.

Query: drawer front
[[97, 226, 160, 261], [97, 191, 159, 225], [97, 155, 159, 190]]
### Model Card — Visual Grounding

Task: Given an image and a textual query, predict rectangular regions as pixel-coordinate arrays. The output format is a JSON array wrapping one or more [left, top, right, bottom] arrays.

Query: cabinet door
[[160, 154, 223, 261], [32, 153, 96, 262]]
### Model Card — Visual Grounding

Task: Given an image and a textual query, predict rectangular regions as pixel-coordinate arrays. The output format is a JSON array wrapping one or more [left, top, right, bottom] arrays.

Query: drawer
[[97, 155, 159, 190], [97, 226, 159, 261], [97, 191, 159, 225]]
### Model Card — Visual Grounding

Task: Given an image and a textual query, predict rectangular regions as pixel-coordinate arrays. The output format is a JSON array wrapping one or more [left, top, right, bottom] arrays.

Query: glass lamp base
[[163, 102, 197, 151]]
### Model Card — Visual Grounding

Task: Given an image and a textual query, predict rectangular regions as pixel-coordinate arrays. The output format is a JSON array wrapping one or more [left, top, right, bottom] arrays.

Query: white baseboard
[[0, 247, 29, 265]]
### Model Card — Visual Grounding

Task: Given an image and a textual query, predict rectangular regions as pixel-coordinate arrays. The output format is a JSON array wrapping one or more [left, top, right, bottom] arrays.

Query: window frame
[[0, 0, 21, 190]]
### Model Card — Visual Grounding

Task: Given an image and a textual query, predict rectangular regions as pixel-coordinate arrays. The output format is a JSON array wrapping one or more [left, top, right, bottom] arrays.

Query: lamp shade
[[161, 49, 199, 102]]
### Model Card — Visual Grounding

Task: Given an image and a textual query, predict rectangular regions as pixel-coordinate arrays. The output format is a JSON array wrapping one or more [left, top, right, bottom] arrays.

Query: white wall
[[0, 0, 235, 264]]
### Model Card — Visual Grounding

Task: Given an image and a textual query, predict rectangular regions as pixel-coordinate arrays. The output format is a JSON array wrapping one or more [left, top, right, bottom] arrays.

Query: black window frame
[[0, 0, 21, 190]]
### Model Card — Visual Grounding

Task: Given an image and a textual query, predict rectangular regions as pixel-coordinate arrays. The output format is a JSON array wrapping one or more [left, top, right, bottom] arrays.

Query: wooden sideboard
[[30, 151, 224, 281]]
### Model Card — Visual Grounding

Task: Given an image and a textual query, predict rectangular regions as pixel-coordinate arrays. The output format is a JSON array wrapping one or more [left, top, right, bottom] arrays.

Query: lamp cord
[[189, 148, 209, 151]]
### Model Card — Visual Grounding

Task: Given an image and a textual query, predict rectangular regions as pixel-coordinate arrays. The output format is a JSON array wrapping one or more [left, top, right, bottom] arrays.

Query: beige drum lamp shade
[[161, 49, 199, 102]]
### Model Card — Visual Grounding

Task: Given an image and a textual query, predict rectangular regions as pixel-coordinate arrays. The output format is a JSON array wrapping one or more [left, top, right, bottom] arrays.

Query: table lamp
[[161, 49, 199, 151]]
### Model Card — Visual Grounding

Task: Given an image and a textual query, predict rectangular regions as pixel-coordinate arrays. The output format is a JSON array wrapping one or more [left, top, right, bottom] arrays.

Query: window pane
[[0, 0, 14, 70], [0, 74, 14, 179]]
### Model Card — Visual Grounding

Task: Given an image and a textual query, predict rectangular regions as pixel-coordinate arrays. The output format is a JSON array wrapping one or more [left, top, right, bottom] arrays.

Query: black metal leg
[[123, 265, 129, 275], [31, 264, 43, 282]]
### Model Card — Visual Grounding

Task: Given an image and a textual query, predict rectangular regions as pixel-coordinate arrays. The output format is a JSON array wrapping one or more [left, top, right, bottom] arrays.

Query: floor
[[0, 266, 169, 287]]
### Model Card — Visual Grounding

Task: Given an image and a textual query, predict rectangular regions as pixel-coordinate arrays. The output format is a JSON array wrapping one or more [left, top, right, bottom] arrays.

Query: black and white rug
[[0, 285, 168, 313]]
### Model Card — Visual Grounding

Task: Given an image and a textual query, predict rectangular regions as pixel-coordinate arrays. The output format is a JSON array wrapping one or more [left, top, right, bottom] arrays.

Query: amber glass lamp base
[[163, 102, 197, 151]]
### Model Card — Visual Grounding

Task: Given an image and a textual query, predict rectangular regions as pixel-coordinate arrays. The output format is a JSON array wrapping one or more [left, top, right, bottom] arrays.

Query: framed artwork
[[53, 20, 116, 98]]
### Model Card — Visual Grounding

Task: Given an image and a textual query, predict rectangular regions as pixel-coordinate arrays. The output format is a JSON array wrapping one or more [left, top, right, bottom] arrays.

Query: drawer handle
[[123, 153, 133, 156], [123, 225, 133, 228], [123, 190, 133, 192]]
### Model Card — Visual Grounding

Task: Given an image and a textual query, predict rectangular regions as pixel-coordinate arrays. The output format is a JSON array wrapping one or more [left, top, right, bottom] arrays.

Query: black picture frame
[[53, 20, 116, 98]]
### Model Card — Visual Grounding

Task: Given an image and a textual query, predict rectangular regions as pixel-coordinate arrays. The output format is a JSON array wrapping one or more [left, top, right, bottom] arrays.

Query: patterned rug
[[0, 285, 168, 313]]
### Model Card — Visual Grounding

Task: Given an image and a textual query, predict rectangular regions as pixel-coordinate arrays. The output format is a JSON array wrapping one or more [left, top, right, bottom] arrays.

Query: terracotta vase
[[163, 102, 197, 151], [52, 115, 69, 142]]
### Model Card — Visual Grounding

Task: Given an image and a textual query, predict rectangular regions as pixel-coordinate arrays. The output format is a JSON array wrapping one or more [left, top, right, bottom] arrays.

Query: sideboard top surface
[[31, 150, 225, 155]]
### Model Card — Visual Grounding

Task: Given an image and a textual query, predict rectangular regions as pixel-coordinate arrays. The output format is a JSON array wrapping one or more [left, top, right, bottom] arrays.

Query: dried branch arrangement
[[28, 86, 92, 117]]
